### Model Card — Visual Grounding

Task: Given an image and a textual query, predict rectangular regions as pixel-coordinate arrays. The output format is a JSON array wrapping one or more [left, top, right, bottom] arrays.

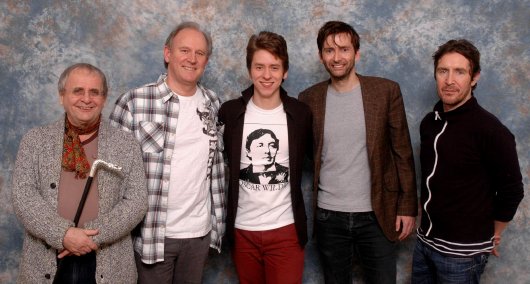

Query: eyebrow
[[71, 87, 101, 93], [177, 46, 206, 53], [253, 63, 281, 67], [436, 67, 468, 72]]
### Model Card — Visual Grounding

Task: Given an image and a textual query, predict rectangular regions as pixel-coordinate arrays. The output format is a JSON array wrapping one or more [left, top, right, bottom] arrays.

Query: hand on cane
[[59, 227, 99, 258]]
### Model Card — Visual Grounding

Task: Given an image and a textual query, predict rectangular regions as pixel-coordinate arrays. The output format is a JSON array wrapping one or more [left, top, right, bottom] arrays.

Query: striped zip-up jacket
[[417, 97, 523, 257], [110, 74, 225, 264]]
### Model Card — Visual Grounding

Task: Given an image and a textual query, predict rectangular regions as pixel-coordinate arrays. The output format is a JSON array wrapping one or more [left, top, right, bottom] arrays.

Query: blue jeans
[[412, 239, 489, 284], [315, 208, 396, 284]]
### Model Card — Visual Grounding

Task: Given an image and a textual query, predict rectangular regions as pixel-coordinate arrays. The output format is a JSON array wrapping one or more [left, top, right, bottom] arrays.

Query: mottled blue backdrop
[[1, 1, 528, 283]]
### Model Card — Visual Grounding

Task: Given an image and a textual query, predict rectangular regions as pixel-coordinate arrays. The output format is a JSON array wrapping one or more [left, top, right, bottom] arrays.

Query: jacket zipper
[[424, 111, 447, 236]]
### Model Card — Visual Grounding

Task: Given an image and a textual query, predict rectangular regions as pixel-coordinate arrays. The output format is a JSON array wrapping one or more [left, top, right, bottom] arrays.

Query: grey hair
[[58, 63, 108, 96], [164, 21, 213, 68]]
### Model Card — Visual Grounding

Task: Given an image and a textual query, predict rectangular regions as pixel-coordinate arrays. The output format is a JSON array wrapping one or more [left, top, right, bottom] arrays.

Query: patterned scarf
[[62, 115, 101, 179]]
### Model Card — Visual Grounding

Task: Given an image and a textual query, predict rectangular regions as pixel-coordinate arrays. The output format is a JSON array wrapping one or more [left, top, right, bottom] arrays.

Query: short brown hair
[[246, 31, 289, 72], [317, 21, 360, 54], [433, 39, 481, 90]]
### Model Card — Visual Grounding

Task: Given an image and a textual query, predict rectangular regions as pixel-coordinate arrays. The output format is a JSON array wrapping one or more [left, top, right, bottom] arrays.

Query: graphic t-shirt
[[166, 89, 213, 238], [235, 99, 294, 231]]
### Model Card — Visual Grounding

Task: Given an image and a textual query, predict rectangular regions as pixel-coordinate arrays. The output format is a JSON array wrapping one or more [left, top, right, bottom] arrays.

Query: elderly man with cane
[[12, 63, 148, 283]]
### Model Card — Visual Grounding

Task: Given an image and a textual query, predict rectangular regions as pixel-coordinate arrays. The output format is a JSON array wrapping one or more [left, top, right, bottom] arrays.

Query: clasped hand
[[58, 227, 99, 258]]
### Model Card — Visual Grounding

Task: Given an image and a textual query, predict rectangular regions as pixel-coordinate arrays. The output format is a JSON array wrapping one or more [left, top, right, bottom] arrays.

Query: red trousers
[[233, 224, 304, 284]]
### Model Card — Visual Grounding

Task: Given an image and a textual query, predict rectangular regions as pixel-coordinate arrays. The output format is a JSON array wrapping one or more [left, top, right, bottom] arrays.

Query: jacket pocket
[[137, 121, 165, 153]]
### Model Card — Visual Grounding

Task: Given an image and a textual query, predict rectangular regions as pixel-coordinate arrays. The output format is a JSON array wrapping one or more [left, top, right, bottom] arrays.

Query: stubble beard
[[326, 61, 355, 82]]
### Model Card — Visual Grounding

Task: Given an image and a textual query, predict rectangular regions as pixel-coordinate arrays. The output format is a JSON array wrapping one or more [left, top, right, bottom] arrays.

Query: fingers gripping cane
[[53, 160, 121, 284], [73, 159, 122, 226]]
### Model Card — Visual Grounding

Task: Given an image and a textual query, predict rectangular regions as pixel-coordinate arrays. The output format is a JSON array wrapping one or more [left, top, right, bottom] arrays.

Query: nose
[[188, 52, 197, 63], [445, 71, 455, 85], [263, 68, 271, 79], [81, 91, 91, 102], [333, 50, 340, 62]]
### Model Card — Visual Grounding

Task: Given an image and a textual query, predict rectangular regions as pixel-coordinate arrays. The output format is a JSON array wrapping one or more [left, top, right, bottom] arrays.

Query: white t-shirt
[[235, 99, 294, 231], [165, 89, 212, 238]]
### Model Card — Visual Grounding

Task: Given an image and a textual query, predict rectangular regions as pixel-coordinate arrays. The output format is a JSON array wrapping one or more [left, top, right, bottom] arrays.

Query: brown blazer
[[298, 75, 418, 241]]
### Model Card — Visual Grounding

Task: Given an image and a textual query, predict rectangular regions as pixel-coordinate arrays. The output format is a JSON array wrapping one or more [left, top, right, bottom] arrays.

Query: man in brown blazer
[[298, 21, 418, 284]]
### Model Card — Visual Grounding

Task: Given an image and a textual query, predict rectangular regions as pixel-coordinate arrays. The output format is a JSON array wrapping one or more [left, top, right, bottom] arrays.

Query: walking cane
[[53, 159, 122, 284], [72, 159, 122, 226]]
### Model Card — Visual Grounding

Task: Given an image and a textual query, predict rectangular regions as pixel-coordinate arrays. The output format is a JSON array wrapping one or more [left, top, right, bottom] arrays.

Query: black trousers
[[53, 251, 97, 284]]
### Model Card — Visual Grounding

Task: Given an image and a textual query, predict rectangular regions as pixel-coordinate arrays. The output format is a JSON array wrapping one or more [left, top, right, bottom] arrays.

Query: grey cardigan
[[12, 118, 148, 283]]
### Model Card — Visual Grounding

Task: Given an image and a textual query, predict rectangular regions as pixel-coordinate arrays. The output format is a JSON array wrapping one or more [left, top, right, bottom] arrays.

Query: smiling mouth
[[77, 106, 94, 110], [330, 64, 348, 72], [260, 82, 274, 87], [182, 66, 196, 71]]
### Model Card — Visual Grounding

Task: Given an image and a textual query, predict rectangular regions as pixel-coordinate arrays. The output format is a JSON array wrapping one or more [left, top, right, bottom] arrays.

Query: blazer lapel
[[312, 80, 329, 149], [358, 75, 377, 160]]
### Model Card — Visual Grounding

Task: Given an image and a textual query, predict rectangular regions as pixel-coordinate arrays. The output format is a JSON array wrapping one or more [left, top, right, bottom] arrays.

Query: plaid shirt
[[109, 74, 225, 264]]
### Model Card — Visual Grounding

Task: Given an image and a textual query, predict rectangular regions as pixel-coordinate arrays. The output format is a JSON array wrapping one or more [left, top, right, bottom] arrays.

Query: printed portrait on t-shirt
[[236, 104, 294, 230], [239, 128, 289, 184]]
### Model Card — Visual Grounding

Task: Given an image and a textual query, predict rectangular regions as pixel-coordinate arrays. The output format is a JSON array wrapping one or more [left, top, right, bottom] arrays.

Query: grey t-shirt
[[318, 84, 372, 212]]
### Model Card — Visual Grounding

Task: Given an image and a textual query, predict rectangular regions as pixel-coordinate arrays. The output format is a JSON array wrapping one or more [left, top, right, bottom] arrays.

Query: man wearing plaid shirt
[[109, 21, 225, 284]]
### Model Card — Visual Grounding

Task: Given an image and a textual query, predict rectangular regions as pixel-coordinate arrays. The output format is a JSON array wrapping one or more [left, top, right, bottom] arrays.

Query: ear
[[354, 50, 361, 61], [471, 72, 480, 86], [319, 52, 324, 64], [245, 149, 251, 160], [283, 70, 288, 80], [163, 45, 171, 65], [59, 93, 64, 105]]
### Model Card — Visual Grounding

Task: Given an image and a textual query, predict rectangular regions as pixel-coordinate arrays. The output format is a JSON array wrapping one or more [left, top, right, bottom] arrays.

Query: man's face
[[249, 49, 288, 100], [320, 33, 359, 81], [246, 133, 278, 165], [60, 68, 106, 129], [164, 28, 209, 90], [435, 52, 480, 112]]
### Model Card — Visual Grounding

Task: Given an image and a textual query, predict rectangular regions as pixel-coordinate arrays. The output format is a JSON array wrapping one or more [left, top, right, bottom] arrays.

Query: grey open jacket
[[11, 118, 148, 283]]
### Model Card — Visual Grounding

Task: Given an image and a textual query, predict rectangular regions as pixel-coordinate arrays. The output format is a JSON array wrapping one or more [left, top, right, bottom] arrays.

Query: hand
[[396, 215, 415, 241], [62, 227, 99, 256], [491, 221, 508, 257], [491, 235, 501, 257], [57, 249, 73, 259]]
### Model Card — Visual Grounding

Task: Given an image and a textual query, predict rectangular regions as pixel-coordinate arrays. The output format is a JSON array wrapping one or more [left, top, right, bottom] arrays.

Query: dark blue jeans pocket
[[316, 207, 331, 222]]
